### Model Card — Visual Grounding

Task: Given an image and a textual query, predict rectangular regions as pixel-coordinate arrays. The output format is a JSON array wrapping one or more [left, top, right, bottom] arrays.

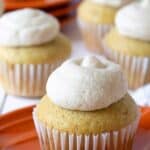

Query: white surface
[[0, 21, 150, 114]]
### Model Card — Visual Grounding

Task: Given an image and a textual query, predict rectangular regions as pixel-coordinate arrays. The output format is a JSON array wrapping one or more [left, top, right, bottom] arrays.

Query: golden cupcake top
[[0, 8, 60, 47], [0, 34, 71, 64], [46, 56, 128, 111], [36, 94, 138, 134], [78, 0, 118, 24]]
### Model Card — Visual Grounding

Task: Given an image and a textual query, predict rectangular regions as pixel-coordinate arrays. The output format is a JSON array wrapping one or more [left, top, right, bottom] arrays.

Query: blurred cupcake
[[0, 8, 71, 97], [33, 56, 140, 150], [77, 0, 132, 53], [105, 0, 150, 89]]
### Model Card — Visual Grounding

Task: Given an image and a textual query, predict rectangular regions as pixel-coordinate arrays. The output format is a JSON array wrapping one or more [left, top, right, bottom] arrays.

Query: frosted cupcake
[[77, 0, 132, 53], [0, 8, 71, 97], [105, 0, 150, 89], [33, 56, 140, 150]]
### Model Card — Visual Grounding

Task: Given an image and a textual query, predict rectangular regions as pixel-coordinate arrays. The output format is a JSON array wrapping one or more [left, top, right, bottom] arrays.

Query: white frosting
[[116, 0, 150, 41], [46, 56, 128, 111], [91, 0, 122, 7], [0, 8, 60, 47]]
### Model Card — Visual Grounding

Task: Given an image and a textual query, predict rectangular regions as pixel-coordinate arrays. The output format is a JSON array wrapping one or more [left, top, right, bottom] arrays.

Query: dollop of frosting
[[116, 0, 150, 41], [46, 56, 128, 111], [90, 0, 122, 7], [0, 8, 60, 47]]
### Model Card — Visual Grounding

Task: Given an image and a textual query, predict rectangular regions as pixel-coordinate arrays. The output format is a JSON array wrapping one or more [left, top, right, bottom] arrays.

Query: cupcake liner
[[0, 61, 63, 97], [33, 109, 139, 150], [78, 19, 112, 53], [105, 48, 150, 90]]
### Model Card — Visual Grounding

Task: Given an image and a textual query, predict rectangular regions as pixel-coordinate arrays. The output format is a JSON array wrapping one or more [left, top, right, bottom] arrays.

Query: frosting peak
[[116, 0, 150, 41], [0, 8, 60, 47], [81, 56, 106, 68], [46, 56, 128, 111]]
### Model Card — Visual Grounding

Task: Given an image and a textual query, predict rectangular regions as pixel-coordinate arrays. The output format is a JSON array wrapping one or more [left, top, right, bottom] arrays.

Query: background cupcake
[[0, 8, 71, 97], [77, 0, 132, 53], [104, 0, 150, 90], [33, 56, 140, 150]]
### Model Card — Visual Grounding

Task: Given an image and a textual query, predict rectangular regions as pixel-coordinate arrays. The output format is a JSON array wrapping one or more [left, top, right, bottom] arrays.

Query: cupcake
[[77, 0, 132, 53], [0, 8, 71, 97], [33, 56, 140, 150], [104, 0, 150, 89]]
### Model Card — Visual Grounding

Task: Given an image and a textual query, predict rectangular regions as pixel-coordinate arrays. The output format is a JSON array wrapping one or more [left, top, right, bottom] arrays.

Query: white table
[[0, 21, 150, 114]]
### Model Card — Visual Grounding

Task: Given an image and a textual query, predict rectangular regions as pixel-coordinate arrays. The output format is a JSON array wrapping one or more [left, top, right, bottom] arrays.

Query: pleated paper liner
[[104, 47, 150, 90], [78, 19, 112, 54], [33, 109, 140, 150], [0, 60, 64, 97]]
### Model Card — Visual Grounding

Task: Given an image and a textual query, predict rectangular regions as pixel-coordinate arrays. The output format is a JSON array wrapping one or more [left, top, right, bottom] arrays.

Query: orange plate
[[59, 15, 76, 27], [4, 0, 71, 10], [139, 106, 150, 129], [49, 1, 79, 17], [0, 105, 40, 150], [0, 106, 150, 150]]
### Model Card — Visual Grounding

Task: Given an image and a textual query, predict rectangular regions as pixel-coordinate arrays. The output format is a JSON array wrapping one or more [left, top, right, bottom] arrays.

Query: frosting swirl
[[46, 56, 128, 111], [90, 0, 122, 7], [0, 8, 60, 47], [116, 0, 150, 41]]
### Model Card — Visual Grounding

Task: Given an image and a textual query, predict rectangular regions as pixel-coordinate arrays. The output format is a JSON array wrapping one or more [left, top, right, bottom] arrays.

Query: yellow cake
[[0, 34, 71, 64], [36, 94, 138, 134], [105, 28, 150, 57], [78, 1, 117, 24], [77, 0, 119, 53]]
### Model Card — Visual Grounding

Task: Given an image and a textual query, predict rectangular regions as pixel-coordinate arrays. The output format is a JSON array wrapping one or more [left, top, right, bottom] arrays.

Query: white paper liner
[[78, 19, 112, 53], [33, 109, 139, 150], [0, 61, 63, 97], [104, 47, 150, 90]]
